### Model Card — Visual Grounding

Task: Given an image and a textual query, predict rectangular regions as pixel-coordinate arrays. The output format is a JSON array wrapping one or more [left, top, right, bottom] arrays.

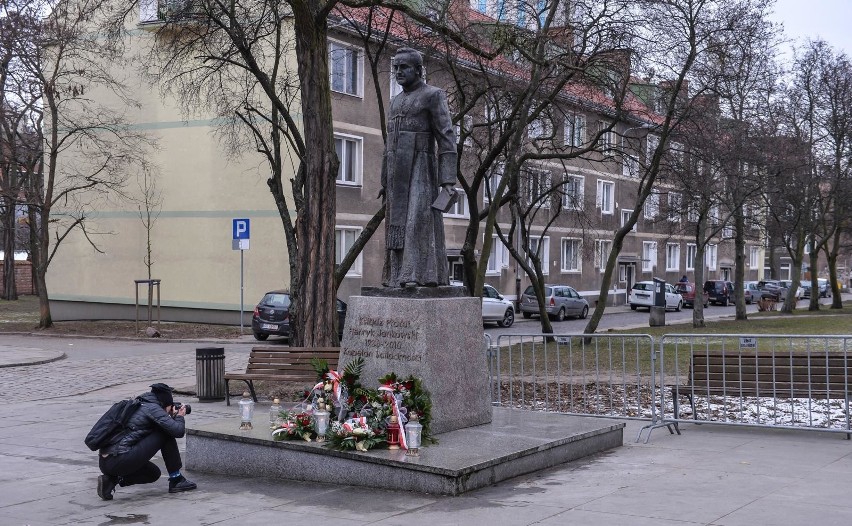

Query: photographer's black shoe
[[97, 474, 117, 500], [168, 475, 197, 493]]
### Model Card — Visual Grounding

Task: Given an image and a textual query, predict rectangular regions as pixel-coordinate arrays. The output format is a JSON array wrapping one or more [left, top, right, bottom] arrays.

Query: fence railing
[[651, 334, 852, 439], [488, 332, 852, 442], [492, 334, 657, 422]]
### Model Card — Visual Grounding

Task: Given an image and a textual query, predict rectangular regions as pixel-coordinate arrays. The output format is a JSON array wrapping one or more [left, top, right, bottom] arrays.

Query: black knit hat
[[150, 383, 174, 407]]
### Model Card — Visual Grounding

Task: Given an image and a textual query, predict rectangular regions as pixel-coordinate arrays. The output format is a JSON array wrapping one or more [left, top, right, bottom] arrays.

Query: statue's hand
[[377, 188, 386, 200]]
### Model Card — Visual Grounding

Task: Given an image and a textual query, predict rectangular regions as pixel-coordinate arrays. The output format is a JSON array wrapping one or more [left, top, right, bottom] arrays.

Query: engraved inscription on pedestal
[[340, 294, 492, 435]]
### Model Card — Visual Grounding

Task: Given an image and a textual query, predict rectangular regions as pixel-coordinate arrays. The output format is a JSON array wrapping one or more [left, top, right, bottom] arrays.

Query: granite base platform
[[186, 408, 624, 496]]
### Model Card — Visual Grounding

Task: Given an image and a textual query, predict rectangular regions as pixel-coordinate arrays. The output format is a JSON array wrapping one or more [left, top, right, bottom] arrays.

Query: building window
[[644, 193, 659, 219], [686, 244, 696, 271], [486, 235, 509, 275], [595, 240, 612, 271], [749, 246, 759, 268], [562, 175, 584, 210], [527, 115, 552, 139], [329, 41, 362, 96], [483, 163, 504, 205], [561, 238, 581, 272], [599, 121, 616, 149], [642, 241, 657, 272], [706, 244, 718, 271], [596, 179, 614, 214], [334, 133, 362, 185], [668, 192, 682, 222], [522, 168, 553, 209], [335, 227, 362, 276], [623, 152, 639, 178], [565, 114, 586, 147], [722, 224, 733, 238], [455, 114, 474, 147], [529, 236, 550, 275], [444, 190, 469, 218], [621, 209, 637, 232], [646, 134, 660, 162], [666, 243, 680, 271]]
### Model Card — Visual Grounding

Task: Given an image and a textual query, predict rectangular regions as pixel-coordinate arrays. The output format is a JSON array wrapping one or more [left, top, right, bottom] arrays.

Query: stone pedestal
[[649, 306, 666, 327], [339, 287, 491, 434]]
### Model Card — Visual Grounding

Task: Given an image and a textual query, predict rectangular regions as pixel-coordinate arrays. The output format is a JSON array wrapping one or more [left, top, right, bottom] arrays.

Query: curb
[[0, 350, 67, 368]]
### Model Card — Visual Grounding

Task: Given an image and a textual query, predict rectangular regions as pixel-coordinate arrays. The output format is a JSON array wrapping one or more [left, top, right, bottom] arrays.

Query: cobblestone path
[[0, 348, 250, 403]]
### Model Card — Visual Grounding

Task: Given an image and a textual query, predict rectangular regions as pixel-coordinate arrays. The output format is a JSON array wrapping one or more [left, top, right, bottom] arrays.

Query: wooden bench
[[673, 350, 851, 433], [224, 346, 339, 405]]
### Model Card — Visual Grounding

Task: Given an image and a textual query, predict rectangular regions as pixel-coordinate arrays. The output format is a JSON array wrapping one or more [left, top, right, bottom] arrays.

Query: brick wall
[[0, 260, 35, 295]]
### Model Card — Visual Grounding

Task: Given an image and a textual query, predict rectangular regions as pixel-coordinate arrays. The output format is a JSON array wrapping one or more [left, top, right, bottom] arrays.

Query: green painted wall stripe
[[51, 293, 243, 311]]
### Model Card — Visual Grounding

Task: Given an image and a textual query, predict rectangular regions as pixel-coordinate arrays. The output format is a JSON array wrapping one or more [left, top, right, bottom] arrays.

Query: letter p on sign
[[233, 218, 250, 240]]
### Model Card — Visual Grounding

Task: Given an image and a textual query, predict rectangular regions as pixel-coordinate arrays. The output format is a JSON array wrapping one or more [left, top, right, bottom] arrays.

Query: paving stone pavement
[[3, 335, 852, 525]]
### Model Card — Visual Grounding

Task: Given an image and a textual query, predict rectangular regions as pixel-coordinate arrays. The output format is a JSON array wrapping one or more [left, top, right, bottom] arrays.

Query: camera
[[174, 402, 192, 415]]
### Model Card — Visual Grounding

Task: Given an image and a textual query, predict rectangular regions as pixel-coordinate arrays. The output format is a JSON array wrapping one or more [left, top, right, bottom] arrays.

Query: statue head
[[392, 47, 424, 89]]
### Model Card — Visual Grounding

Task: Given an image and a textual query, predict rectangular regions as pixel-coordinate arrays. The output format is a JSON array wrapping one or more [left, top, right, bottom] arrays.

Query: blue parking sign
[[233, 218, 250, 240]]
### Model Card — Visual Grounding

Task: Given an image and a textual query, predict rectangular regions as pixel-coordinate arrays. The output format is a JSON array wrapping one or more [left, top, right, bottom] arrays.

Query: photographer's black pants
[[99, 430, 182, 486]]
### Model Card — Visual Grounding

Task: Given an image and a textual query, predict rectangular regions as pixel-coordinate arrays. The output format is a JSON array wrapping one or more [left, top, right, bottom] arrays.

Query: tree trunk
[[825, 243, 842, 309], [692, 217, 708, 328], [289, 3, 338, 347], [733, 210, 746, 320], [807, 249, 819, 311], [2, 197, 17, 300]]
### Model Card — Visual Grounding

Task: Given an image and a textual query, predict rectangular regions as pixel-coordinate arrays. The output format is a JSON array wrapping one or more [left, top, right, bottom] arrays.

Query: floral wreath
[[270, 357, 433, 451]]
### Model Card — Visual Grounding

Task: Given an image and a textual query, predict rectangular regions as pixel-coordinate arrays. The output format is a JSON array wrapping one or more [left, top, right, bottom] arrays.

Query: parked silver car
[[450, 281, 515, 327], [520, 285, 589, 321]]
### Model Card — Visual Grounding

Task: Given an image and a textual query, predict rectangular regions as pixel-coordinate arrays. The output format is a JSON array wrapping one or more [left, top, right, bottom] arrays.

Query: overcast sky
[[770, 0, 852, 60]]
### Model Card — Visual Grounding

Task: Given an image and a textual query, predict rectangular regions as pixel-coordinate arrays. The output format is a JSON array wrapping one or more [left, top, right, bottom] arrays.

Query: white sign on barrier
[[740, 336, 757, 349]]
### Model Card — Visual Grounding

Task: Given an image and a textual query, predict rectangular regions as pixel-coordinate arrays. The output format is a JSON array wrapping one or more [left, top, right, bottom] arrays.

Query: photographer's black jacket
[[100, 392, 185, 456]]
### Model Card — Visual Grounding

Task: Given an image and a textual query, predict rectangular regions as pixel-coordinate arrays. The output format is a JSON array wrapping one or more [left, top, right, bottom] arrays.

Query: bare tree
[[6, 0, 153, 327]]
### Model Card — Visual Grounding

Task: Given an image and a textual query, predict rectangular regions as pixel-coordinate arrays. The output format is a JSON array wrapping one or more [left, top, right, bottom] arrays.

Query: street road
[[484, 296, 845, 341]]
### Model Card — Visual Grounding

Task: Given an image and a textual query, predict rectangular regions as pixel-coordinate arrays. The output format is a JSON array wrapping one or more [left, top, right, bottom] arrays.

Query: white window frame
[[454, 114, 474, 147], [486, 235, 509, 275], [706, 244, 718, 271], [666, 243, 680, 272], [668, 192, 681, 222], [527, 115, 552, 139], [596, 179, 615, 215], [333, 132, 362, 186], [621, 209, 637, 232], [329, 40, 363, 97], [443, 190, 469, 219], [561, 238, 582, 273], [749, 246, 760, 268], [600, 121, 616, 149], [335, 226, 363, 276], [595, 239, 612, 272], [483, 163, 504, 206], [722, 224, 733, 238], [646, 134, 660, 162], [644, 193, 659, 219], [686, 244, 696, 271], [565, 114, 586, 147], [529, 236, 550, 275], [523, 168, 553, 209], [642, 241, 657, 272], [562, 175, 585, 210]]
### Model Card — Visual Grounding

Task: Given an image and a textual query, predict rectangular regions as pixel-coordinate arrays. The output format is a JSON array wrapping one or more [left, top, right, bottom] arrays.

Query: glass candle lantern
[[386, 415, 401, 450], [269, 398, 281, 429], [405, 413, 422, 456], [314, 408, 330, 442], [238, 392, 255, 430]]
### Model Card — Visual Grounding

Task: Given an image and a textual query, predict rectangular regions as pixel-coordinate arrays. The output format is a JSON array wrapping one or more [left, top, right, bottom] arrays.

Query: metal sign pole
[[240, 248, 244, 334]]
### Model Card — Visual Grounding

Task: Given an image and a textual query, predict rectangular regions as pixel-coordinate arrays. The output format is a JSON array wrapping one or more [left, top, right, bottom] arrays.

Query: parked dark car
[[251, 290, 347, 342], [520, 285, 589, 321], [802, 278, 831, 299], [675, 282, 709, 308], [703, 280, 734, 306], [756, 280, 783, 301]]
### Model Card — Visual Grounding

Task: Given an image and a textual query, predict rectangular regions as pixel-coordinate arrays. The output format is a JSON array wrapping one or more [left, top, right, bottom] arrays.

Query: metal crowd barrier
[[491, 334, 657, 423], [642, 334, 852, 441]]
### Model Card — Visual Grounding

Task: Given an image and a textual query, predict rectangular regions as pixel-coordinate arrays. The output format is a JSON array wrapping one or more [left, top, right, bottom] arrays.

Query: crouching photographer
[[97, 383, 197, 500]]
